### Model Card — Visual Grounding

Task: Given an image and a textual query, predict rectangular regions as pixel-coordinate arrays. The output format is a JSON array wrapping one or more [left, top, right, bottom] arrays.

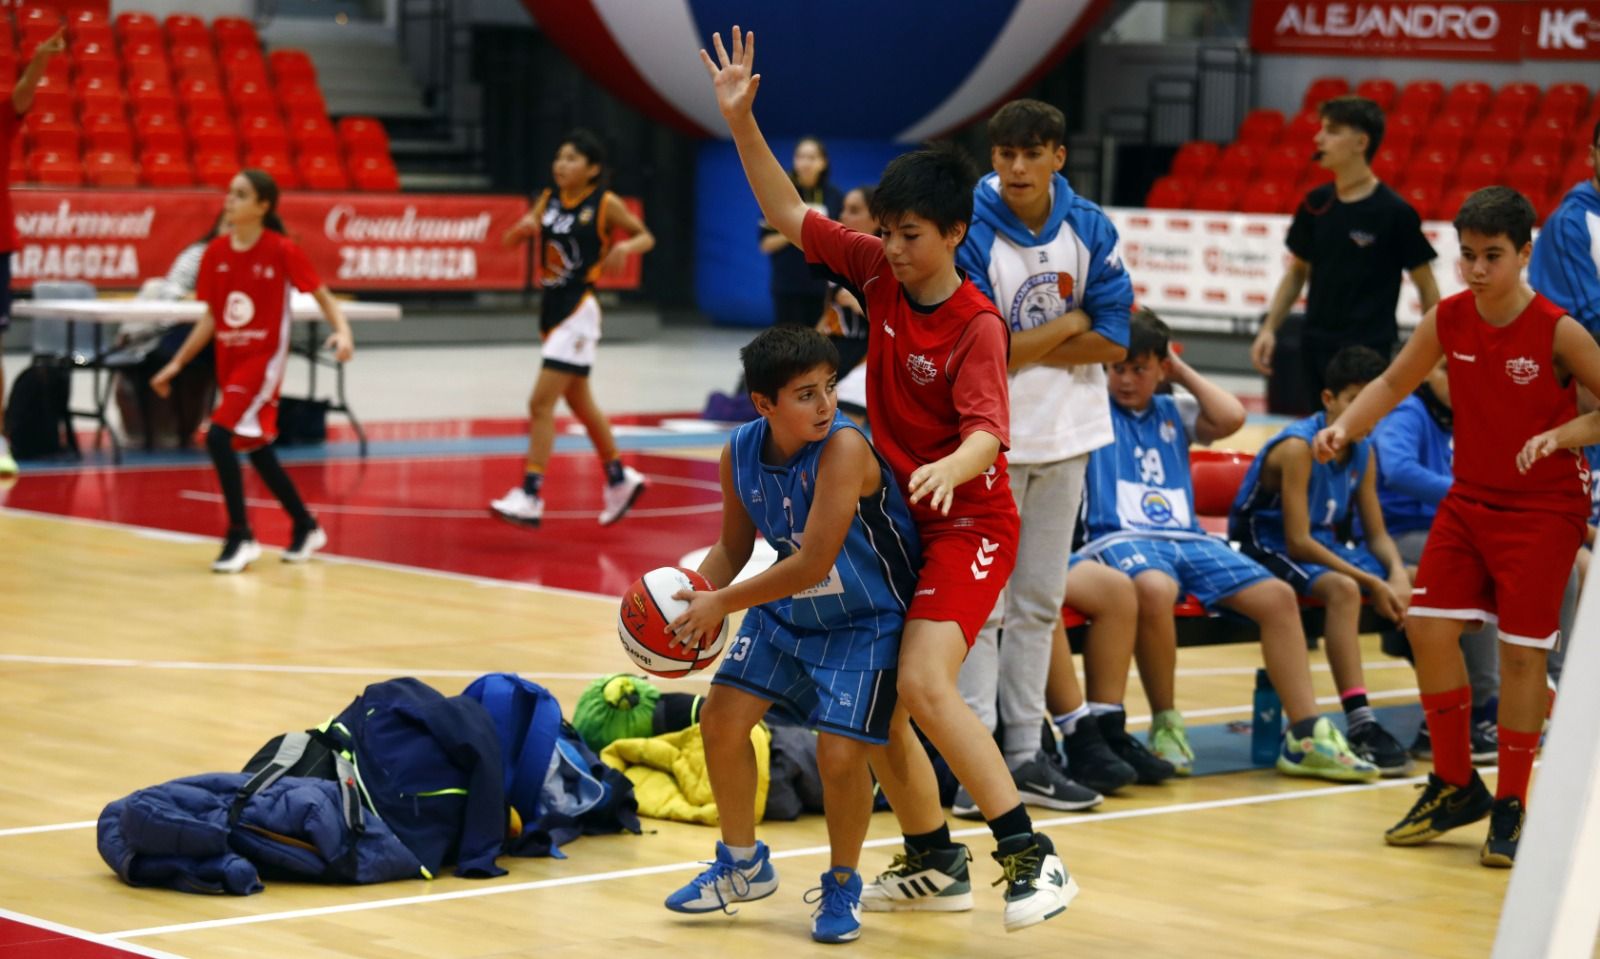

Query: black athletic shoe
[[1480, 796, 1523, 868], [1009, 751, 1103, 812], [1097, 709, 1176, 784], [1410, 723, 1432, 761], [1470, 717, 1499, 765], [1385, 771, 1494, 846], [212, 528, 261, 573], [1058, 718, 1137, 795], [993, 831, 1077, 932], [1347, 721, 1415, 778]]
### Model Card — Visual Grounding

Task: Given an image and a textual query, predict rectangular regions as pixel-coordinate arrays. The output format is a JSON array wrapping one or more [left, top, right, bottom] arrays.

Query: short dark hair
[[741, 325, 839, 401], [870, 143, 977, 237], [987, 99, 1066, 149], [559, 128, 608, 186], [1319, 95, 1385, 163], [1323, 345, 1387, 394], [1453, 186, 1536, 249], [1126, 308, 1171, 362]]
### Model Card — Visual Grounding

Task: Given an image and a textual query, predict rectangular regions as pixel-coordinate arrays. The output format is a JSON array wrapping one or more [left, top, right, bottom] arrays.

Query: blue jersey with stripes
[[729, 411, 921, 670], [1083, 394, 1211, 544], [1228, 411, 1370, 550], [1588, 446, 1600, 527]]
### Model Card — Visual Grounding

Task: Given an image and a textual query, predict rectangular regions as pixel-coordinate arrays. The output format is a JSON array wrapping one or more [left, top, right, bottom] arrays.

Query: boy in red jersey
[[153, 170, 355, 573], [700, 28, 1072, 931], [1316, 186, 1600, 867]]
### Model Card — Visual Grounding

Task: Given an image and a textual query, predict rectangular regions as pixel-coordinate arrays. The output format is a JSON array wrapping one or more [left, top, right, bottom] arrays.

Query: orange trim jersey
[[535, 186, 614, 333]]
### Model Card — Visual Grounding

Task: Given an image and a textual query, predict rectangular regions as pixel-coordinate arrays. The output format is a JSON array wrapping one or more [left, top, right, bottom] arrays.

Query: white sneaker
[[995, 833, 1077, 932], [0, 449, 17, 477], [490, 487, 543, 527], [599, 466, 646, 526], [283, 524, 327, 563], [212, 534, 262, 573]]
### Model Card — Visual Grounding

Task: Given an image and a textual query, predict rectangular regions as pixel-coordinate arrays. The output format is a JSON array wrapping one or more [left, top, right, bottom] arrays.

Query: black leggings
[[205, 424, 313, 534]]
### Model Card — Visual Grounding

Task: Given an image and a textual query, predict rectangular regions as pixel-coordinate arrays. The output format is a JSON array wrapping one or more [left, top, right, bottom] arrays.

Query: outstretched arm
[[700, 27, 809, 249], [1316, 309, 1442, 462], [150, 309, 216, 398], [311, 287, 355, 362], [13, 28, 64, 115]]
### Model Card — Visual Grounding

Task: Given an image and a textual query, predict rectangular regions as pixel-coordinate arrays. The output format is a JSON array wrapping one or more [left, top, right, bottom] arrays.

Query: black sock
[[522, 470, 543, 496], [904, 823, 952, 857], [205, 424, 249, 533], [1289, 716, 1320, 740], [987, 803, 1033, 851], [247, 443, 314, 528], [605, 459, 625, 485]]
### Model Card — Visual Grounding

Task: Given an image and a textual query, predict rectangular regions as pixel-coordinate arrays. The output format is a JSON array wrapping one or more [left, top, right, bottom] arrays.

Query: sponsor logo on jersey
[[1159, 419, 1177, 444], [907, 353, 939, 385], [1506, 356, 1540, 385], [222, 290, 255, 329], [1349, 230, 1376, 248], [1140, 490, 1178, 524], [1008, 271, 1076, 332], [1452, 352, 1477, 362]]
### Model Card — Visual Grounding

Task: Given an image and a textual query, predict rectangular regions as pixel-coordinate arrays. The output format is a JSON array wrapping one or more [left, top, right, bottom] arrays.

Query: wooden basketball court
[[0, 428, 1551, 958]]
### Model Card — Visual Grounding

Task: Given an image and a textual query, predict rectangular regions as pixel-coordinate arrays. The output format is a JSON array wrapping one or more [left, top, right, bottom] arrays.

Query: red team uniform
[[1411, 290, 1592, 647], [196, 231, 322, 451], [802, 210, 1020, 642]]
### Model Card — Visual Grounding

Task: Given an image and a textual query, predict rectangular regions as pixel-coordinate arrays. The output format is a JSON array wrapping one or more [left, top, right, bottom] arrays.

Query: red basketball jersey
[[196, 230, 321, 383], [1437, 289, 1591, 513], [802, 210, 1014, 531]]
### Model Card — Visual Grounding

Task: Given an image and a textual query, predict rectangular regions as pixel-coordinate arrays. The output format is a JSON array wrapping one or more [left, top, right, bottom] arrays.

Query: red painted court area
[[6, 450, 723, 597], [0, 914, 176, 959]]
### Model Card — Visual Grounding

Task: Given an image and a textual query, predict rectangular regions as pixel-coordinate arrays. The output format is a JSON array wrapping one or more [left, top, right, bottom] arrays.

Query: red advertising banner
[[6, 188, 545, 292], [1250, 2, 1524, 60], [1525, 2, 1600, 59]]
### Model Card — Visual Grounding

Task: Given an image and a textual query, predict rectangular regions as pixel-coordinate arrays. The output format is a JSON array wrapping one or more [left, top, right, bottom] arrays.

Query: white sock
[[1053, 704, 1092, 736], [725, 843, 759, 863], [0, 435, 9, 455], [1088, 701, 1123, 716]]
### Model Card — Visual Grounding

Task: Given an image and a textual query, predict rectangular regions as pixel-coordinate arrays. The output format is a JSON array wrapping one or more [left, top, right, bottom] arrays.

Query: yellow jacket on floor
[[600, 723, 770, 826]]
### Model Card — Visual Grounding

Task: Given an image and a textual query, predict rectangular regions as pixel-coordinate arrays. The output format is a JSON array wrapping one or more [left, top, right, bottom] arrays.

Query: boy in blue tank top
[[1081, 311, 1377, 782], [1229, 346, 1413, 776], [662, 326, 920, 944]]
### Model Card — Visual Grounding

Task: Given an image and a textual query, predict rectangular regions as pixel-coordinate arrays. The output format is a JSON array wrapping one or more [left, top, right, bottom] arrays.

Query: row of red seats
[[1302, 77, 1593, 126], [16, 147, 399, 192], [2, 8, 260, 53], [18, 74, 328, 130], [2, 42, 317, 86], [1231, 105, 1594, 165], [19, 110, 388, 164]]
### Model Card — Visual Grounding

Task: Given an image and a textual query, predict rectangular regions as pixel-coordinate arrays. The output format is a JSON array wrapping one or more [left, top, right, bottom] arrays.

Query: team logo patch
[[222, 291, 255, 329], [1349, 230, 1376, 248], [1009, 272, 1075, 332], [906, 353, 938, 385], [578, 207, 594, 225], [1140, 490, 1177, 524], [1506, 356, 1540, 385], [1159, 420, 1177, 444]]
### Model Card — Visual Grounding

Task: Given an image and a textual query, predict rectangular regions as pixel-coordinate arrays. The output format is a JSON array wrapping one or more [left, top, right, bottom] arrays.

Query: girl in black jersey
[[491, 130, 655, 528]]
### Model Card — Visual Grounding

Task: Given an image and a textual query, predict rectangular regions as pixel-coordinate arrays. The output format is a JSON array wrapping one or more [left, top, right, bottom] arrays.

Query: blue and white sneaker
[[664, 841, 779, 914], [805, 867, 863, 943]]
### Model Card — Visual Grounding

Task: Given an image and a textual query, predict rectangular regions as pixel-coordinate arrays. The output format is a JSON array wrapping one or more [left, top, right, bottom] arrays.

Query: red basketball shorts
[[907, 518, 1019, 646], [211, 365, 280, 452], [1410, 493, 1585, 648]]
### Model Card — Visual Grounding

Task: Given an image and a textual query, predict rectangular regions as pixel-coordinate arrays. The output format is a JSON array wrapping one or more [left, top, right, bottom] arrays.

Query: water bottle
[[1251, 668, 1283, 766]]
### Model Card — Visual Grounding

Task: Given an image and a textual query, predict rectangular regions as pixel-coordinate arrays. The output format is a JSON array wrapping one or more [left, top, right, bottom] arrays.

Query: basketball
[[617, 566, 728, 678]]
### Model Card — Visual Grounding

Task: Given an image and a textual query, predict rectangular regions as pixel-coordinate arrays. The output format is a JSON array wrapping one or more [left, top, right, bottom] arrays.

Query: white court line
[[176, 490, 720, 520], [105, 773, 1449, 941], [1126, 686, 1421, 726], [0, 654, 683, 684], [0, 907, 192, 958], [0, 819, 98, 837]]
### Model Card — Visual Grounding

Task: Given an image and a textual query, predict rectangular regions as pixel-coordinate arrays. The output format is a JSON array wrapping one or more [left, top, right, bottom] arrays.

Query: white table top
[[13, 293, 401, 323]]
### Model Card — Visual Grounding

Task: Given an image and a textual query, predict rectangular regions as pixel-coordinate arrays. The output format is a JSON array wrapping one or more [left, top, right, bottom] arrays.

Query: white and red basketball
[[617, 566, 728, 678]]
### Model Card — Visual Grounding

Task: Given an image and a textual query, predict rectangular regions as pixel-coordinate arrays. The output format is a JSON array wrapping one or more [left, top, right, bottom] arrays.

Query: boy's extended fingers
[[698, 48, 717, 79], [731, 25, 742, 61], [712, 31, 728, 67], [742, 29, 754, 67]]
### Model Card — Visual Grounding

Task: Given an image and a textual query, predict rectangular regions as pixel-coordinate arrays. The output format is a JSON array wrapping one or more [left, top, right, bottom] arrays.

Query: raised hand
[[698, 26, 759, 122], [34, 28, 65, 59]]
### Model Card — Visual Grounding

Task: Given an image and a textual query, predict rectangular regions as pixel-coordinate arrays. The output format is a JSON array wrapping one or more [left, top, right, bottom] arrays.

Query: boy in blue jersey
[[1228, 346, 1413, 776], [1081, 311, 1378, 782], [663, 325, 920, 944]]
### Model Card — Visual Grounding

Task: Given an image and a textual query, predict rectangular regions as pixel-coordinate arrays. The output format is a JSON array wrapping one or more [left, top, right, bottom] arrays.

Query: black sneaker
[[1058, 718, 1136, 795], [211, 529, 261, 573], [283, 522, 327, 563], [1097, 709, 1176, 784], [993, 832, 1077, 932], [1480, 796, 1523, 868], [1347, 721, 1415, 778], [1385, 771, 1494, 846], [1470, 717, 1499, 765], [1410, 723, 1432, 761], [1009, 751, 1102, 812]]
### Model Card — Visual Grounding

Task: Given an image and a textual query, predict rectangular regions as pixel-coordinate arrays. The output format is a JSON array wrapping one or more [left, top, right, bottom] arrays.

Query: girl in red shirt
[[152, 170, 355, 573]]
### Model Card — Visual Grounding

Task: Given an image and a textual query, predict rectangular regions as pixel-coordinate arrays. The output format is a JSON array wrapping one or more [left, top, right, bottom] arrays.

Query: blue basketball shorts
[[1241, 535, 1387, 596], [1091, 535, 1272, 608], [711, 612, 898, 745]]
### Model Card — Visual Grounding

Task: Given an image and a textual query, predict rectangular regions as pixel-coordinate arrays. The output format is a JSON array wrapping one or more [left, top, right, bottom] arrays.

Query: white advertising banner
[[1107, 207, 1467, 329]]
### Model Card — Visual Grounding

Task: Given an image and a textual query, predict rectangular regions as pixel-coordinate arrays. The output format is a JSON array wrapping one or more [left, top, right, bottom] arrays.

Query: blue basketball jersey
[[728, 411, 921, 670], [1229, 412, 1370, 550], [1083, 394, 1209, 543], [1587, 445, 1600, 528]]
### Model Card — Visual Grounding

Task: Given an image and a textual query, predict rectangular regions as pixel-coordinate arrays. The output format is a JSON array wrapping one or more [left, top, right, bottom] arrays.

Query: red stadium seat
[[1410, 145, 1459, 183], [1191, 178, 1244, 212], [75, 74, 127, 116], [1299, 164, 1335, 194], [19, 5, 61, 31], [72, 38, 119, 74], [1144, 175, 1192, 210], [170, 43, 218, 80], [1283, 108, 1323, 145], [1454, 148, 1510, 191], [67, 8, 109, 38], [179, 77, 226, 113], [1444, 81, 1493, 120], [1562, 155, 1595, 191], [24, 76, 73, 116], [281, 92, 330, 124], [1354, 77, 1397, 112], [211, 17, 259, 50], [268, 49, 317, 84], [74, 57, 122, 85], [1508, 152, 1561, 197], [114, 12, 162, 45], [8, 139, 24, 183], [84, 150, 139, 187], [1371, 144, 1410, 186], [1395, 80, 1444, 120], [27, 149, 83, 186], [220, 45, 267, 82], [1379, 126, 1416, 161], [187, 112, 238, 154], [1261, 142, 1312, 181], [1474, 113, 1522, 153], [140, 149, 194, 187], [1523, 115, 1569, 158], [288, 114, 339, 155], [227, 76, 277, 115], [1540, 83, 1591, 124], [242, 125, 290, 157], [337, 116, 390, 155], [1494, 82, 1541, 122], [24, 110, 79, 153], [245, 150, 299, 188], [350, 154, 400, 191], [1433, 185, 1477, 221], [164, 14, 210, 49], [1236, 109, 1284, 146], [1170, 140, 1219, 179], [1425, 113, 1472, 154], [298, 152, 349, 191], [1400, 182, 1440, 219], [129, 78, 178, 115], [1192, 453, 1254, 520], [1301, 76, 1349, 112], [134, 111, 187, 153], [84, 114, 135, 155], [194, 150, 239, 189], [1239, 178, 1296, 214], [1215, 141, 1264, 179]]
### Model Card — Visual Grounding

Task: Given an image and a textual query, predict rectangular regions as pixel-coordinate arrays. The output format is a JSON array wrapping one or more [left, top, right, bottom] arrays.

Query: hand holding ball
[[617, 566, 729, 677]]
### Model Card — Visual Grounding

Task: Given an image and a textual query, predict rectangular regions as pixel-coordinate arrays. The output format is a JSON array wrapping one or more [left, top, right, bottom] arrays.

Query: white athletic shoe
[[996, 833, 1078, 932], [860, 844, 974, 912], [599, 466, 646, 526], [490, 487, 543, 527], [212, 533, 262, 573], [282, 524, 327, 563]]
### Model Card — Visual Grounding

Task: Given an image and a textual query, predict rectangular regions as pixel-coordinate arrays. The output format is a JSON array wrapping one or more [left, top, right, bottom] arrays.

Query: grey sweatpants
[[959, 454, 1086, 765], [1394, 529, 1498, 706]]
